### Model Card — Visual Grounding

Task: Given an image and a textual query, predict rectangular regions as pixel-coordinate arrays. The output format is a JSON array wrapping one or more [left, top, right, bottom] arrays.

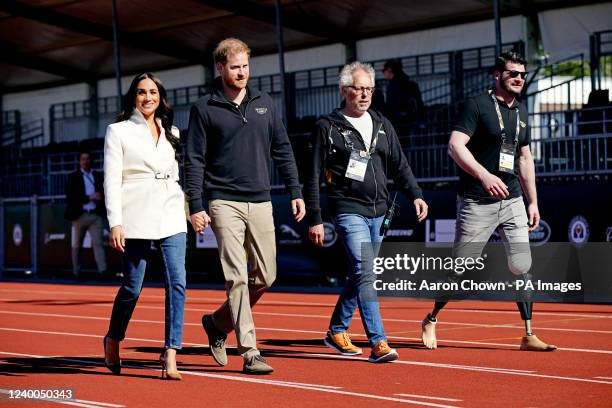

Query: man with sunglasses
[[420, 51, 557, 352], [305, 61, 428, 363]]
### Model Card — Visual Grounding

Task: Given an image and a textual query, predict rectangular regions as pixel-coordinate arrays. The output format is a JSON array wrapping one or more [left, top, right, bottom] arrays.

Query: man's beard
[[226, 77, 247, 91], [502, 79, 522, 97]]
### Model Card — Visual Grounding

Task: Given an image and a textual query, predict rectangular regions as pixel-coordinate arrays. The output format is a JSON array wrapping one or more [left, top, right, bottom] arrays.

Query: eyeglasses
[[345, 85, 375, 95], [504, 70, 528, 79]]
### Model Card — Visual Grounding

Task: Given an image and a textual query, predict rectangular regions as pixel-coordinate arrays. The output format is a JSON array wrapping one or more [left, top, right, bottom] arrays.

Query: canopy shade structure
[[0, 0, 607, 92]]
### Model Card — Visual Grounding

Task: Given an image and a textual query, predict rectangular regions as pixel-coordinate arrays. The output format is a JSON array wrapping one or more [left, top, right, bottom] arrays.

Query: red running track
[[0, 282, 610, 407]]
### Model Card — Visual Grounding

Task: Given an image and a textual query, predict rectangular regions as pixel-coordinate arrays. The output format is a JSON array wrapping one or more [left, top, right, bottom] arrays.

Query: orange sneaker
[[324, 331, 363, 355], [368, 340, 399, 363]]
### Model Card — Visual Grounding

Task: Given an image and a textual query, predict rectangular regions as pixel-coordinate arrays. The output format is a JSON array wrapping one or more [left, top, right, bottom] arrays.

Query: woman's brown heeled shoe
[[160, 349, 182, 381], [103, 335, 121, 375]]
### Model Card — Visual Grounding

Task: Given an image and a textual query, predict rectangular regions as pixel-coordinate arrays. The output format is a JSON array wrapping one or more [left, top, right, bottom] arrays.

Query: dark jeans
[[107, 232, 186, 349]]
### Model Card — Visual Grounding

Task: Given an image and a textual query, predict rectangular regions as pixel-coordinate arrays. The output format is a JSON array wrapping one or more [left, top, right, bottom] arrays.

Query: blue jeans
[[330, 213, 386, 346], [107, 232, 186, 349]]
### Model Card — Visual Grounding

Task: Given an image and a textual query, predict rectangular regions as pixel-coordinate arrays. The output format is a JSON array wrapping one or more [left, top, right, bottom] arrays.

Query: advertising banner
[[3, 202, 31, 268]]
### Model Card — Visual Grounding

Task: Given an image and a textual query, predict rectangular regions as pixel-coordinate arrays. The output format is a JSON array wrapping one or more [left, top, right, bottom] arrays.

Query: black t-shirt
[[453, 91, 530, 200]]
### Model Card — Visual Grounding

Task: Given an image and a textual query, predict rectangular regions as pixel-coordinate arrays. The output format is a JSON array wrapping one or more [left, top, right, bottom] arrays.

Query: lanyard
[[337, 125, 379, 155], [490, 93, 520, 145]]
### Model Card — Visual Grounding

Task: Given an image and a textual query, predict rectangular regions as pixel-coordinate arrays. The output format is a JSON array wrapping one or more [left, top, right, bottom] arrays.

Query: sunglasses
[[504, 70, 528, 79]]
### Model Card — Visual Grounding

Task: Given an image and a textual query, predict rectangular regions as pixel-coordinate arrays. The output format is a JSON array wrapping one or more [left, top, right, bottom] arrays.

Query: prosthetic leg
[[517, 273, 556, 351]]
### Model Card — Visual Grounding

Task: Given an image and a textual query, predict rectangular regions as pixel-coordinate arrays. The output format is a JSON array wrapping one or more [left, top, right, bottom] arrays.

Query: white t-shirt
[[343, 112, 373, 150]]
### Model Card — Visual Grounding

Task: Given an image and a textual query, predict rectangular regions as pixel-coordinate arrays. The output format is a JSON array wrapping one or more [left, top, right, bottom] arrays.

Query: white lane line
[[2, 287, 612, 318], [2, 329, 611, 386], [0, 288, 333, 307], [4, 307, 612, 336], [0, 329, 207, 348], [270, 351, 534, 374], [445, 309, 612, 319], [0, 388, 123, 408], [380, 334, 612, 355], [594, 376, 612, 380], [277, 352, 612, 385], [70, 400, 124, 408], [1, 307, 612, 354], [395, 394, 463, 402], [0, 351, 454, 407], [256, 327, 612, 355], [178, 370, 462, 408], [88, 302, 612, 335]]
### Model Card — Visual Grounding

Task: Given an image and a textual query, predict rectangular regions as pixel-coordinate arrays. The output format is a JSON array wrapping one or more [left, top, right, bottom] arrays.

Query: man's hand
[[480, 171, 509, 200], [291, 198, 306, 223], [309, 224, 324, 247], [189, 211, 211, 235], [414, 198, 428, 223], [90, 192, 102, 201], [527, 202, 540, 232], [109, 225, 125, 253]]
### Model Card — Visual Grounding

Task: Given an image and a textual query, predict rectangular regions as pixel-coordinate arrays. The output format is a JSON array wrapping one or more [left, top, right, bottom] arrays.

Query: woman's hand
[[109, 226, 126, 253]]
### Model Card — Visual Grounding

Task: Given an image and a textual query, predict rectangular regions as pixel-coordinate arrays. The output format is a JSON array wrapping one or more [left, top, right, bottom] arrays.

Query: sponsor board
[[322, 222, 337, 248], [278, 224, 302, 245], [568, 215, 589, 244], [12, 224, 23, 246], [529, 219, 551, 246], [44, 233, 66, 244], [425, 219, 455, 243], [385, 229, 414, 237]]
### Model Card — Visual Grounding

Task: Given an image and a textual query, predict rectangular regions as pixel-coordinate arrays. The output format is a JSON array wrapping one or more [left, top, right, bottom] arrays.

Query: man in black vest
[[64, 151, 107, 279]]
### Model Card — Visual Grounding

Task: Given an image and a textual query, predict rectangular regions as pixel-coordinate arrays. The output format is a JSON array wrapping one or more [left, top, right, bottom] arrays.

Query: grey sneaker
[[202, 314, 227, 366], [243, 354, 274, 375]]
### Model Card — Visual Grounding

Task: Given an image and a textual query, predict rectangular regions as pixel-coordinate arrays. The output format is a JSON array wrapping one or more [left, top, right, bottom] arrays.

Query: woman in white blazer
[[102, 73, 186, 380]]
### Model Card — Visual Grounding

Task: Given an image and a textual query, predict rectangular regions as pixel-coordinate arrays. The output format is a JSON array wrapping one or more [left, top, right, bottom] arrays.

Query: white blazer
[[104, 110, 187, 239]]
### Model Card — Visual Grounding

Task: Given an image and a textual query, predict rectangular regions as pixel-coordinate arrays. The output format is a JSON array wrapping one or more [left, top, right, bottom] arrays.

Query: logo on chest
[[255, 107, 268, 115]]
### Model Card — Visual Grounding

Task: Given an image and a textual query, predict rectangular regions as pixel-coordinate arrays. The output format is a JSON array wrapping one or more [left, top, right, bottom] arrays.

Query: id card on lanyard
[[491, 93, 520, 174], [345, 150, 369, 182], [339, 124, 379, 182]]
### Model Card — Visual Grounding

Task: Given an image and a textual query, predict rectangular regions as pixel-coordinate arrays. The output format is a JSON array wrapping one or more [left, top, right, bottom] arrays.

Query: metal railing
[[1, 110, 21, 148], [590, 30, 612, 92], [45, 42, 524, 144], [526, 54, 588, 114], [529, 106, 611, 175], [49, 84, 211, 142]]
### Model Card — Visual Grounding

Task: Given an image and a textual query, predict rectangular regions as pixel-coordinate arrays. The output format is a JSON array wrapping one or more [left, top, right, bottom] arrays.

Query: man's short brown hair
[[213, 38, 251, 65]]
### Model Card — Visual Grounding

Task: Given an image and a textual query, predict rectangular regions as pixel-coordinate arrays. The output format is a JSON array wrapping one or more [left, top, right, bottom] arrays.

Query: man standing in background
[[64, 150, 107, 280]]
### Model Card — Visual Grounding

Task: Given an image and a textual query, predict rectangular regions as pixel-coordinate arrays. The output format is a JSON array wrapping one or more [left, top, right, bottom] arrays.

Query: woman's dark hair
[[116, 73, 180, 162]]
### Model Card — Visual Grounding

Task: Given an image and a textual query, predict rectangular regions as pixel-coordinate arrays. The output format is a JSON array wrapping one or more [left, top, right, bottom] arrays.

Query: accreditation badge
[[345, 150, 369, 182], [498, 143, 516, 173]]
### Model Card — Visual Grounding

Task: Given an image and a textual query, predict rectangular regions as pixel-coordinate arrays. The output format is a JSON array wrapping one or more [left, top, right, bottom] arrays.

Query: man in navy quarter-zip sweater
[[304, 62, 428, 363], [184, 38, 305, 375]]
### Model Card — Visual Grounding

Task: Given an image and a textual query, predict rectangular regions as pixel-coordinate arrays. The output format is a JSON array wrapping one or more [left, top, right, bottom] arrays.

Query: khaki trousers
[[208, 199, 276, 358], [71, 212, 107, 276]]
